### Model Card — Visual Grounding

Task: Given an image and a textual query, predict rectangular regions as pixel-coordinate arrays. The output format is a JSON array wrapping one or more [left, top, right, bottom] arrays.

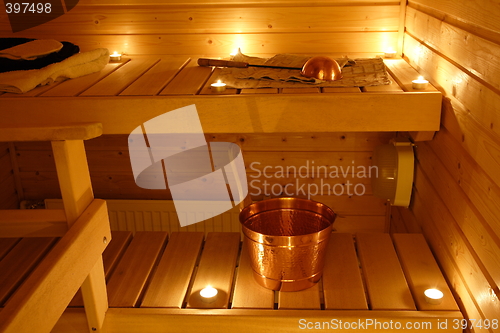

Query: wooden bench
[[0, 56, 441, 141], [0, 231, 463, 332]]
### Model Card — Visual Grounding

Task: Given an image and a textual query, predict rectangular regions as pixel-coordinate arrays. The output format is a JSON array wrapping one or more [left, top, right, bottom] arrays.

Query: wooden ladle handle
[[197, 58, 249, 68]]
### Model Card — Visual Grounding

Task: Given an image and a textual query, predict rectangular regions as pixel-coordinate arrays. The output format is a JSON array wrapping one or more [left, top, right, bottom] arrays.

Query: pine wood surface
[[393, 4, 500, 327], [0, 232, 462, 316]]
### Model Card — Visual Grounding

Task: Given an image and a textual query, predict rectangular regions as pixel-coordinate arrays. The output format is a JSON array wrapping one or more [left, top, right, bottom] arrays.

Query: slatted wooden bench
[[0, 56, 441, 141], [0, 231, 463, 332]]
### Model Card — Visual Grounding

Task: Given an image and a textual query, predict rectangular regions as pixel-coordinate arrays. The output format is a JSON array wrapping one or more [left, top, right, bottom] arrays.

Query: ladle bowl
[[301, 56, 343, 81]]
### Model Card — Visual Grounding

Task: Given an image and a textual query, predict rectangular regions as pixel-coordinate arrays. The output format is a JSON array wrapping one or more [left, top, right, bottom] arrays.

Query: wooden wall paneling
[[389, 204, 408, 233], [0, 175, 19, 210], [408, 190, 492, 333], [426, 127, 500, 243], [141, 232, 204, 308], [0, 143, 18, 209], [0, 33, 398, 56], [80, 57, 160, 96], [407, 0, 500, 39], [207, 132, 394, 152], [106, 231, 168, 307], [415, 139, 500, 286], [405, 6, 500, 92], [393, 205, 422, 234], [0, 5, 400, 35], [403, 35, 500, 188], [120, 57, 191, 96], [412, 167, 500, 322]]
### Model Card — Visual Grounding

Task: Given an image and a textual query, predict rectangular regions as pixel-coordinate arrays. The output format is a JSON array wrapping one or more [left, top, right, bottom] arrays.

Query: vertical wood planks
[[356, 233, 416, 310], [81, 57, 160, 96], [231, 243, 274, 309], [187, 232, 240, 309], [120, 57, 191, 96], [107, 232, 168, 307], [141, 232, 204, 308], [323, 233, 368, 310], [392, 233, 459, 311], [0, 237, 57, 306]]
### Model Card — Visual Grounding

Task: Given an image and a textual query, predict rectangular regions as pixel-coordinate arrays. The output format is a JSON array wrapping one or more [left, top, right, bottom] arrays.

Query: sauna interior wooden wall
[[390, 0, 500, 327], [0, 0, 499, 331]]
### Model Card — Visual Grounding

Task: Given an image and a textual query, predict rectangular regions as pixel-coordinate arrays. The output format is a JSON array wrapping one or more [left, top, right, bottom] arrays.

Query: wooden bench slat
[[40, 62, 124, 97], [160, 64, 213, 95], [392, 233, 460, 311], [323, 233, 368, 310], [384, 59, 438, 92], [187, 232, 240, 309], [120, 57, 191, 96], [0, 238, 20, 261], [278, 284, 321, 310], [81, 57, 160, 96], [0, 237, 57, 306], [141, 232, 204, 308], [107, 231, 168, 307], [69, 230, 133, 307], [199, 68, 238, 95], [356, 233, 416, 310], [231, 243, 274, 309]]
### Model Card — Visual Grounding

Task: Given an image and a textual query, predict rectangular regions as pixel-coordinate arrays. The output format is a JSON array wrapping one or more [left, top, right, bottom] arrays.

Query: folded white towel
[[0, 48, 110, 94], [0, 39, 63, 60]]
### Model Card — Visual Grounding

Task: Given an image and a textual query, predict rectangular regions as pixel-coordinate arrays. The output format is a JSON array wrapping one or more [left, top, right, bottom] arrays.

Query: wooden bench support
[[0, 209, 68, 237], [0, 200, 111, 333]]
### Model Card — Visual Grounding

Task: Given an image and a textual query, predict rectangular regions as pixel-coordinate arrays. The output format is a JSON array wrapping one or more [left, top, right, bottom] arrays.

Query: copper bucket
[[239, 198, 336, 291]]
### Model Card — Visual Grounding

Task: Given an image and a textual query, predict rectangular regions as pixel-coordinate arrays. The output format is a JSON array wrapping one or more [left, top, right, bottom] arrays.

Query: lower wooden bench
[[0, 232, 463, 332]]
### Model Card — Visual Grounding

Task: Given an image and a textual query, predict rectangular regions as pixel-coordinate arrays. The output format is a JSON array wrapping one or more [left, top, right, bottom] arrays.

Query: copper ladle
[[301, 56, 343, 81], [198, 55, 343, 81]]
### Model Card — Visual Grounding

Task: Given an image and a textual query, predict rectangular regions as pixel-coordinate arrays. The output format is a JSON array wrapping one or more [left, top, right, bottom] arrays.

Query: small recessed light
[[424, 288, 444, 305]]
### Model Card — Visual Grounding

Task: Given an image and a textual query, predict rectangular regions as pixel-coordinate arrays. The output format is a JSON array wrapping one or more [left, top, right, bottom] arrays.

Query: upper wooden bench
[[0, 56, 441, 140]]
